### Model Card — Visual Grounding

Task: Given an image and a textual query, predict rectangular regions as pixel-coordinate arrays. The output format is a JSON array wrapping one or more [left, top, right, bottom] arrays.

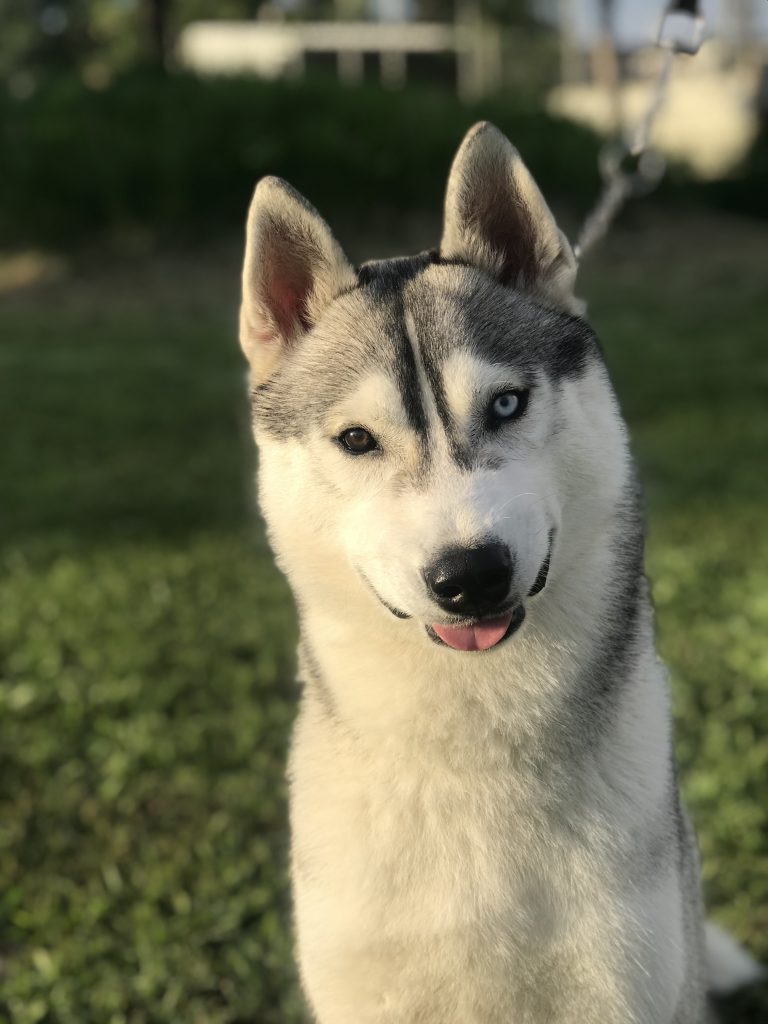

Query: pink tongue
[[432, 613, 513, 652]]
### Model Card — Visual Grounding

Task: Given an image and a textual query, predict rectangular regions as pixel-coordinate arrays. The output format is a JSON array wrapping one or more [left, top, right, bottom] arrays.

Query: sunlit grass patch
[[1, 209, 766, 1021]]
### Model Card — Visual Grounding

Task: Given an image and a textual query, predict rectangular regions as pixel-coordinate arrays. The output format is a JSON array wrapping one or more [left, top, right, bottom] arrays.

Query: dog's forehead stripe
[[403, 306, 477, 471], [421, 337, 473, 469], [393, 308, 430, 440], [406, 281, 479, 469]]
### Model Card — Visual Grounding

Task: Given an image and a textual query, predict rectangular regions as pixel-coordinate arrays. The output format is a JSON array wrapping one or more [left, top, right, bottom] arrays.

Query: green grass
[[1, 210, 766, 1022]]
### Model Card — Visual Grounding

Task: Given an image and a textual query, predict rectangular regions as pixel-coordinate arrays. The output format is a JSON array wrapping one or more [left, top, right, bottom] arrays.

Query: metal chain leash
[[573, 0, 706, 263]]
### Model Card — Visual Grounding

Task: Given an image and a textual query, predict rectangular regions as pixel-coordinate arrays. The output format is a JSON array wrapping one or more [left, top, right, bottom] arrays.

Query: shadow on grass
[[714, 982, 768, 1023]]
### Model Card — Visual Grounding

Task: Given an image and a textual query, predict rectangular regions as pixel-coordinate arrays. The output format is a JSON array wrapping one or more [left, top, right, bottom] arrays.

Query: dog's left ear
[[240, 176, 356, 383], [441, 122, 583, 315]]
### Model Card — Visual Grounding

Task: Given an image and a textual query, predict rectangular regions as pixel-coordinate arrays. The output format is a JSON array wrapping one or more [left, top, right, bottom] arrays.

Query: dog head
[[240, 123, 632, 655]]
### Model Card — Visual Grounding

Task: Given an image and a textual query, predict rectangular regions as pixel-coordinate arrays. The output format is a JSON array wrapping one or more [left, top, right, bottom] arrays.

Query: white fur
[[242, 124, 761, 1023], [256, 356, 692, 1022]]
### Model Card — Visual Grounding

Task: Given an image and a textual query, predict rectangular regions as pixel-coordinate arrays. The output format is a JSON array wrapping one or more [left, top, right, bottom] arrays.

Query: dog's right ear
[[441, 122, 582, 315], [240, 177, 356, 382]]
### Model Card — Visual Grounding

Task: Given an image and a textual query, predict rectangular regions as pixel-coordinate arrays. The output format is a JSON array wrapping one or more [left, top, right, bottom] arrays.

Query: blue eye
[[339, 427, 378, 454], [489, 389, 528, 425]]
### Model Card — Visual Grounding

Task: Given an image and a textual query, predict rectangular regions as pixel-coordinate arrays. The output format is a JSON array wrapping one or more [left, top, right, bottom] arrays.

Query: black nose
[[424, 543, 513, 616]]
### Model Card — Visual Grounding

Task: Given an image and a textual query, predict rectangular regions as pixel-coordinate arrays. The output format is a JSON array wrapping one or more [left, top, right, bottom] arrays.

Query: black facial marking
[[417, 337, 473, 470], [528, 528, 555, 597], [543, 312, 596, 380], [358, 570, 412, 620], [375, 595, 411, 620], [394, 318, 430, 440], [457, 277, 596, 385], [428, 250, 472, 270], [352, 256, 439, 445], [355, 252, 435, 292], [382, 601, 411, 620]]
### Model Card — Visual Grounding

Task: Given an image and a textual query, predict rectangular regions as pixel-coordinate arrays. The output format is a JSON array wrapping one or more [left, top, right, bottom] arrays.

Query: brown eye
[[339, 427, 378, 455]]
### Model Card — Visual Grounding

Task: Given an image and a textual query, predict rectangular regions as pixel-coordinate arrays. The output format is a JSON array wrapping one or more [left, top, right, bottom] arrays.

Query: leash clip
[[658, 1, 706, 56]]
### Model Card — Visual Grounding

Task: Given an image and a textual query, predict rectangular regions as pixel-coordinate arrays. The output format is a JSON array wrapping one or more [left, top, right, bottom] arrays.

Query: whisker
[[493, 491, 539, 517], [488, 492, 541, 529]]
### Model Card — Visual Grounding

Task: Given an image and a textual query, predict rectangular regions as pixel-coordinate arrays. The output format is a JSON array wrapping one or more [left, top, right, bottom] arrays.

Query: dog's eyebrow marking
[[410, 310, 473, 470], [403, 309, 446, 463], [394, 309, 430, 443]]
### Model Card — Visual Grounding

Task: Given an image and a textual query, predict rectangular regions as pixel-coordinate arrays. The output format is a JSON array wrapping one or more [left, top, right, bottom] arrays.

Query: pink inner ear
[[264, 245, 314, 342]]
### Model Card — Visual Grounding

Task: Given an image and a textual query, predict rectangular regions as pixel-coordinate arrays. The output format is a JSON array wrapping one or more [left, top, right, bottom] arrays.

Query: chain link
[[572, 173, 632, 265], [573, 50, 674, 263], [626, 48, 674, 158], [573, 1, 705, 263]]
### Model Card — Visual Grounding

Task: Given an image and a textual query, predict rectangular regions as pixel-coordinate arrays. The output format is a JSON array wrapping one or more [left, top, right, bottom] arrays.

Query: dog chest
[[287, 708, 682, 1023], [290, 705, 614, 952]]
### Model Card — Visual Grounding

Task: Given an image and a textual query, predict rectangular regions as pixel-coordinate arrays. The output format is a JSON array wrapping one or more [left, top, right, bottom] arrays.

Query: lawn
[[0, 209, 766, 1022]]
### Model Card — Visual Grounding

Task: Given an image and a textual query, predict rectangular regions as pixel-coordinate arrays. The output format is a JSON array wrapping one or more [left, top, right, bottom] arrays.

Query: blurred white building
[[178, 0, 768, 177], [178, 19, 503, 100]]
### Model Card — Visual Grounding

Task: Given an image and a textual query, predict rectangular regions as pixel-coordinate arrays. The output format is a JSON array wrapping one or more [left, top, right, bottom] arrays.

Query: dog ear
[[240, 176, 356, 381], [441, 122, 583, 314]]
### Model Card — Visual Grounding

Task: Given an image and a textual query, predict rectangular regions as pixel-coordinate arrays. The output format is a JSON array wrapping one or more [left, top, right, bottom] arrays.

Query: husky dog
[[238, 123, 760, 1023]]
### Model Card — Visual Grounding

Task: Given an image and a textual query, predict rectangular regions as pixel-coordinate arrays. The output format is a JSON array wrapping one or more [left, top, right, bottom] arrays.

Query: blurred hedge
[[0, 71, 601, 246], [697, 128, 768, 220]]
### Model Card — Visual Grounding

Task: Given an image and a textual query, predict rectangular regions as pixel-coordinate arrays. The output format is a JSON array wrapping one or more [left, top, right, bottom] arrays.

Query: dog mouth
[[426, 605, 526, 652], [425, 533, 554, 653], [363, 528, 554, 650]]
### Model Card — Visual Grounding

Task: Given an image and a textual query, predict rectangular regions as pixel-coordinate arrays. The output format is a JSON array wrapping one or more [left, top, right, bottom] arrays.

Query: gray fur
[[238, 122, 760, 1023], [251, 263, 596, 453]]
